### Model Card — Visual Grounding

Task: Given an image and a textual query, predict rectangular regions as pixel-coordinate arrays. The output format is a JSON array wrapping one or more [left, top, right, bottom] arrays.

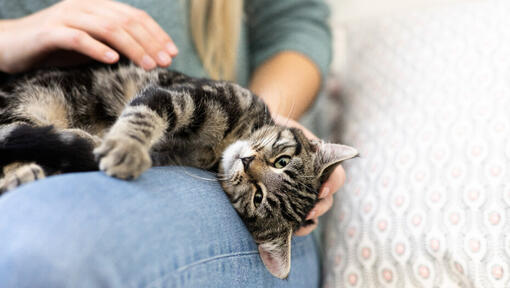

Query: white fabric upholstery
[[323, 1, 510, 287]]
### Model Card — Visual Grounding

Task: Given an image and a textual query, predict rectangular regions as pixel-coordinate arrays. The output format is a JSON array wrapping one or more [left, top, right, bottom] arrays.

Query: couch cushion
[[324, 0, 510, 287]]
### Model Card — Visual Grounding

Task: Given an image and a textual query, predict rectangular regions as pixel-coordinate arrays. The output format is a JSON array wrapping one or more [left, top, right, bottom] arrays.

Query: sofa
[[322, 0, 510, 287]]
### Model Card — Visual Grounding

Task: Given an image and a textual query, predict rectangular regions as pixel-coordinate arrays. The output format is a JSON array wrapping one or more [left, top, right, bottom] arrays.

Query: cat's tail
[[0, 125, 98, 174]]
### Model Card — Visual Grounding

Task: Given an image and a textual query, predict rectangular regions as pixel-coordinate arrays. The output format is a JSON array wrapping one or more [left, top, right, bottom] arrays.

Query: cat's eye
[[253, 185, 263, 208], [273, 156, 291, 169]]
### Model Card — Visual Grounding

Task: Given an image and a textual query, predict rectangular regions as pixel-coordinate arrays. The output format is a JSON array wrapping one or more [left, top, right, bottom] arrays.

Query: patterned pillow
[[323, 1, 510, 287]]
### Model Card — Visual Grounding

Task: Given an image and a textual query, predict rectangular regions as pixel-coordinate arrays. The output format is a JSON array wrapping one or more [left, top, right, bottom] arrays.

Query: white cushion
[[323, 1, 510, 287]]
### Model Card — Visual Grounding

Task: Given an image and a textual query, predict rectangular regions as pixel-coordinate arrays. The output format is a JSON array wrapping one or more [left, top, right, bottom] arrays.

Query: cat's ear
[[258, 230, 292, 279], [313, 142, 359, 182]]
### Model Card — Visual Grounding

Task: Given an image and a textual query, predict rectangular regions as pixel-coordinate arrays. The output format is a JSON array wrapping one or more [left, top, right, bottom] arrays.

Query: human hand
[[273, 115, 346, 236], [0, 0, 178, 73]]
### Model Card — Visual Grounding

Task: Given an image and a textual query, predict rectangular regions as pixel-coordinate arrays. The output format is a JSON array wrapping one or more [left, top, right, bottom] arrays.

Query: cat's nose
[[241, 156, 255, 170]]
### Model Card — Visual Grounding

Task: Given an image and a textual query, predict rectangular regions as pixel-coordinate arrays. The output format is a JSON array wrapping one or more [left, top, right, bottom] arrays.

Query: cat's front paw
[[94, 137, 151, 180]]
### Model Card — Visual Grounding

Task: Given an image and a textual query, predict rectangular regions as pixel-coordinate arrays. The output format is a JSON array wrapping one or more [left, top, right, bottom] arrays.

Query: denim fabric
[[0, 167, 319, 288]]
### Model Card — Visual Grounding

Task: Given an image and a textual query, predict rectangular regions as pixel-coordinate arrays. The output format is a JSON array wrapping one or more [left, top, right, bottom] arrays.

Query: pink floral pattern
[[323, 1, 510, 287]]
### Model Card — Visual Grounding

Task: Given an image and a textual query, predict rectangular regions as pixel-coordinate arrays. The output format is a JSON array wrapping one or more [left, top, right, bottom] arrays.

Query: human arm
[[0, 0, 178, 74], [249, 51, 320, 120]]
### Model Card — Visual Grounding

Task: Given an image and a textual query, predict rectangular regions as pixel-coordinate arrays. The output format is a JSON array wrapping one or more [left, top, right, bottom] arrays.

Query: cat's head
[[219, 125, 358, 278]]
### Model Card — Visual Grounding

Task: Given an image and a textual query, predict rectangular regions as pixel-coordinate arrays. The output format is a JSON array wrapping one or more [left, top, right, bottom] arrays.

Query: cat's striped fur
[[0, 63, 358, 278]]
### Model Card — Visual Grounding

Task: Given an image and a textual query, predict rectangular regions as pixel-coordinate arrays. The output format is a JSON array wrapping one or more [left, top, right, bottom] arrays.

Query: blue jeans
[[0, 167, 319, 288]]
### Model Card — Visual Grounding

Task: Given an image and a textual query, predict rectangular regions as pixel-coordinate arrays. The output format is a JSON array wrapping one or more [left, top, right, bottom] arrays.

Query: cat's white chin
[[221, 140, 253, 175]]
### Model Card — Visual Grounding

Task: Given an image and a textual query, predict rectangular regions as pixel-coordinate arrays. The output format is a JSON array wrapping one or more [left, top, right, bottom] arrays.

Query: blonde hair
[[190, 0, 243, 81]]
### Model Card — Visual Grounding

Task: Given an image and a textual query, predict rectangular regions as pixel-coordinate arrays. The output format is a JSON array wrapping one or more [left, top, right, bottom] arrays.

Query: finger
[[63, 14, 156, 70], [100, 3, 173, 66], [294, 220, 318, 236], [109, 2, 178, 57], [143, 17, 179, 57], [46, 27, 119, 64], [99, 27, 156, 70], [122, 19, 172, 67], [307, 195, 333, 220], [320, 164, 346, 198]]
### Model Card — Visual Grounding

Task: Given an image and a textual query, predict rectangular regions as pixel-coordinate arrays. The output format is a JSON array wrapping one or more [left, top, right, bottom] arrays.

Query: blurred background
[[328, 0, 470, 73], [321, 0, 510, 287]]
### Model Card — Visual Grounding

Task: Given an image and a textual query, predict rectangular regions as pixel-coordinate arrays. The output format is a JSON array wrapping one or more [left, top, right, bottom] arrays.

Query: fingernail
[[142, 55, 156, 70], [307, 209, 316, 220], [321, 186, 330, 198], [166, 42, 179, 55], [157, 51, 171, 65], [104, 51, 118, 62]]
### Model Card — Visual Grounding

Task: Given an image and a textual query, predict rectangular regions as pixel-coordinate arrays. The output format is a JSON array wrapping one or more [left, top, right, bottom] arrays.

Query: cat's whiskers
[[253, 94, 296, 150], [183, 171, 223, 182], [255, 130, 278, 151], [233, 174, 243, 186], [261, 133, 278, 149], [282, 99, 296, 128]]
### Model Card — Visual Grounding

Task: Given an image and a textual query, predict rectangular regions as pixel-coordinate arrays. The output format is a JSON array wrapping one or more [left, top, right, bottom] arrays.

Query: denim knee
[[0, 231, 124, 288], [0, 167, 320, 287]]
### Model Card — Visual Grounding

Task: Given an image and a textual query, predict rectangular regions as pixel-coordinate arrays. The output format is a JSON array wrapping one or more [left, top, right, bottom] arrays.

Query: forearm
[[0, 19, 10, 31], [249, 51, 321, 120]]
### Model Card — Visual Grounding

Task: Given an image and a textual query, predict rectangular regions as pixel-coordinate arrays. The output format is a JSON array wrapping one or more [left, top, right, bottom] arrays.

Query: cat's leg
[[0, 123, 47, 193], [0, 86, 101, 188], [0, 162, 45, 193], [0, 127, 100, 194], [60, 128, 102, 148], [94, 86, 195, 179], [0, 121, 28, 137], [0, 123, 98, 182], [93, 106, 166, 179]]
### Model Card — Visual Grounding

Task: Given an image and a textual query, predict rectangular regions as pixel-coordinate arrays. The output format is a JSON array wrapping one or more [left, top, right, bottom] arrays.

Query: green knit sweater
[[0, 0, 332, 87]]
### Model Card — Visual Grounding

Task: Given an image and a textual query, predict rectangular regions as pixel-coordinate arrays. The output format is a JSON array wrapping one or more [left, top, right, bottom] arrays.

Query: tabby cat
[[0, 63, 358, 278]]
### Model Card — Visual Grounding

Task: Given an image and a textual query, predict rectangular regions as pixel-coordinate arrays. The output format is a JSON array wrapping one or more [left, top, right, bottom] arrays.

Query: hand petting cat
[[0, 0, 178, 74]]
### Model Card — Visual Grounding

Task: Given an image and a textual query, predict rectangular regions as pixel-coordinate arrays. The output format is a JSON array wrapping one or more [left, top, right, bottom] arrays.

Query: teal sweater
[[0, 0, 332, 87]]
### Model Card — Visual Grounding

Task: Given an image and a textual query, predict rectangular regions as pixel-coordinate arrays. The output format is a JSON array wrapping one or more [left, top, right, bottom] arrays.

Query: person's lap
[[0, 167, 319, 288]]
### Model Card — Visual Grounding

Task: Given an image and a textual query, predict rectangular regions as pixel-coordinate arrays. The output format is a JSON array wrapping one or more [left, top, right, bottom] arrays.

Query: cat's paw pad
[[0, 163, 45, 193], [94, 137, 151, 179]]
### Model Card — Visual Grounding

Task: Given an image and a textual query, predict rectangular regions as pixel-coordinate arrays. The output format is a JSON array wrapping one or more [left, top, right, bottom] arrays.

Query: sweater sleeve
[[245, 0, 332, 79]]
